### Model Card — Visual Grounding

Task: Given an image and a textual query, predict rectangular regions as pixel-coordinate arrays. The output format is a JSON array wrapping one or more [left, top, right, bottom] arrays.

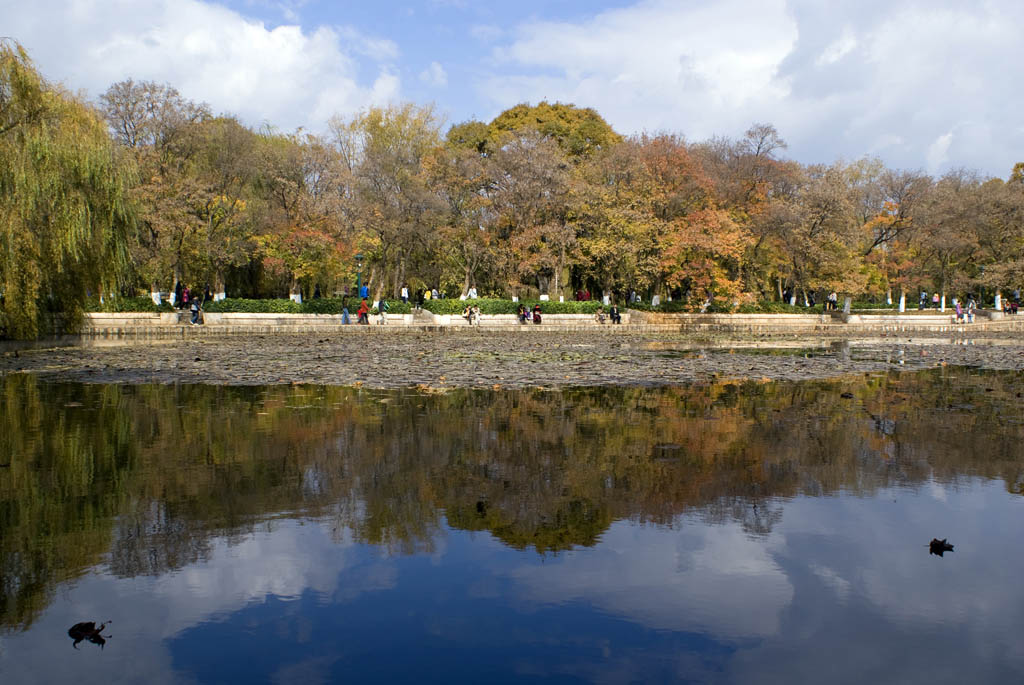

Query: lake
[[1, 368, 1023, 683]]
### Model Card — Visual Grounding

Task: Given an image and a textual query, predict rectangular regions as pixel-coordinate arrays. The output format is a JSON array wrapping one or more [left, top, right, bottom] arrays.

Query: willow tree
[[0, 40, 134, 338]]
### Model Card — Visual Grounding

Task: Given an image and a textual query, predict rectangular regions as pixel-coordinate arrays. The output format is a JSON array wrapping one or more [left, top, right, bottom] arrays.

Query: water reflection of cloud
[[505, 520, 794, 638], [0, 519, 379, 685], [725, 480, 1024, 683]]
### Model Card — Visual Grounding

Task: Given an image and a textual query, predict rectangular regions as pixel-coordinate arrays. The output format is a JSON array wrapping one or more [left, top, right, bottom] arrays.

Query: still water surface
[[1, 368, 1023, 683]]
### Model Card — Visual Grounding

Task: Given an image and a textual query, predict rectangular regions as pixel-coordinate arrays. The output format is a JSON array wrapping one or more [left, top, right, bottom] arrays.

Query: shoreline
[[3, 331, 1023, 389]]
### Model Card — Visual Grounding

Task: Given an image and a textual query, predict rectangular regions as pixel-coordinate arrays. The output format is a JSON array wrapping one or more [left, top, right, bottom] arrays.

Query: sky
[[3, 0, 1023, 177]]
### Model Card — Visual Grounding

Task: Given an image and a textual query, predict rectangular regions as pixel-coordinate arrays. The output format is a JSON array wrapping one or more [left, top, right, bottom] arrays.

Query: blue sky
[[4, 0, 1024, 177]]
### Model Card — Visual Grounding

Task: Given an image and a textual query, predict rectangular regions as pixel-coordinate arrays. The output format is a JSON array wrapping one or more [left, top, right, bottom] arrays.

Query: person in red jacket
[[357, 298, 370, 324]]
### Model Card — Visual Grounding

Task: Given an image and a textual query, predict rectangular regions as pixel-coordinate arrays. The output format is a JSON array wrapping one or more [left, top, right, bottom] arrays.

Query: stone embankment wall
[[76, 309, 1024, 339]]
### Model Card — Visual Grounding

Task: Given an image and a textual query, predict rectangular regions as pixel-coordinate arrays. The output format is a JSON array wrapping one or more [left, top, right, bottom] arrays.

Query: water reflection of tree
[[2, 369, 1023, 631]]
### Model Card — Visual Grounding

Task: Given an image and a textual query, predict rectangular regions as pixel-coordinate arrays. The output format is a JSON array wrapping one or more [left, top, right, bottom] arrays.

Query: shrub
[[204, 298, 304, 313], [422, 298, 604, 315], [86, 296, 173, 313], [736, 301, 823, 314]]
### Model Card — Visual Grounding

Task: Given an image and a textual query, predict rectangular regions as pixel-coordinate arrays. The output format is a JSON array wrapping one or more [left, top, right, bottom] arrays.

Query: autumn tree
[[970, 175, 1024, 306], [98, 79, 212, 298], [759, 163, 867, 305], [425, 144, 493, 296], [254, 132, 351, 299], [331, 104, 443, 299], [916, 170, 981, 309], [488, 101, 621, 160], [1, 40, 134, 338], [488, 130, 573, 297]]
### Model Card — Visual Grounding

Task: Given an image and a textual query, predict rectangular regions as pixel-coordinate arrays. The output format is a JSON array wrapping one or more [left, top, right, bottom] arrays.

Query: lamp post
[[355, 253, 364, 291]]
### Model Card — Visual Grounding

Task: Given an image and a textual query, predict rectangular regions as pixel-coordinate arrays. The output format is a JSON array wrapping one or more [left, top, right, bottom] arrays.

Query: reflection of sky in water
[[3, 479, 1023, 684]]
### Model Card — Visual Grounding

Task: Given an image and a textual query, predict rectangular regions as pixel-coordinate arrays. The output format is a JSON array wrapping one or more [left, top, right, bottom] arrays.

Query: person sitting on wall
[[463, 305, 474, 325], [595, 307, 606, 324], [357, 298, 370, 324], [609, 304, 621, 324], [532, 303, 542, 324], [517, 304, 527, 324]]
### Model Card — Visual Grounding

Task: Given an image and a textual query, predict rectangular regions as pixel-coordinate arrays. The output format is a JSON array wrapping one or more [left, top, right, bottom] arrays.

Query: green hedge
[[86, 296, 174, 313], [737, 301, 824, 314], [627, 300, 693, 313], [422, 298, 605, 315], [202, 298, 411, 315]]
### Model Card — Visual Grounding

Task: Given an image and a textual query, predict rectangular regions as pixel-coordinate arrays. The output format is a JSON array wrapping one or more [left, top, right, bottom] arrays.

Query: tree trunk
[[995, 289, 1002, 311], [886, 288, 893, 305], [898, 289, 906, 313], [171, 266, 183, 306], [289, 275, 302, 303], [370, 265, 383, 305], [462, 267, 471, 298], [777, 276, 784, 301], [551, 244, 565, 298], [214, 270, 226, 301]]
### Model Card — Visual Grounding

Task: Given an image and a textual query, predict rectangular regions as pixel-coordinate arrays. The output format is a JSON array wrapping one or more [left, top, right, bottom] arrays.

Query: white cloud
[[419, 61, 448, 88], [480, 0, 1024, 176], [470, 24, 503, 42], [816, 27, 857, 67], [506, 520, 793, 637], [1, 0, 400, 133]]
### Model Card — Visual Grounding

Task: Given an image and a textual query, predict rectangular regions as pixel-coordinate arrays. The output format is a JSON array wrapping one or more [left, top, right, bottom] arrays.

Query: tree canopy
[[3, 41, 1024, 338], [0, 40, 135, 338]]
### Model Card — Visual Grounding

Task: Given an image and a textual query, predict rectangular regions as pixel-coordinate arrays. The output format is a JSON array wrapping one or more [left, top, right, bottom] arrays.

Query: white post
[[898, 290, 906, 313]]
